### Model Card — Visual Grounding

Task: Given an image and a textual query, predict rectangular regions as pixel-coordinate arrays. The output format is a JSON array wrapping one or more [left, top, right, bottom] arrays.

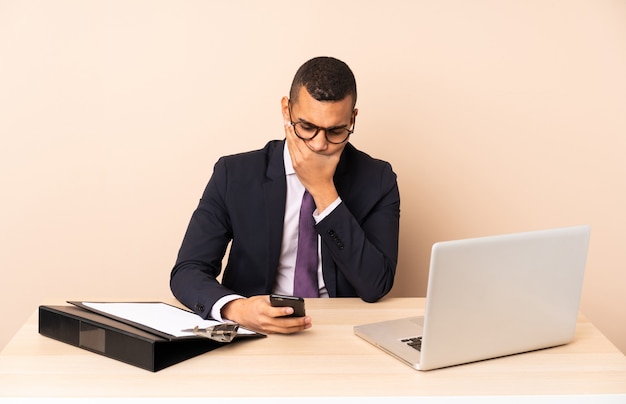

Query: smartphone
[[270, 294, 306, 317]]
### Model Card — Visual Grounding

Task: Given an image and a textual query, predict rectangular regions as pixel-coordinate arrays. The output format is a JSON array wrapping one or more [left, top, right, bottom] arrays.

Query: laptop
[[354, 225, 590, 371]]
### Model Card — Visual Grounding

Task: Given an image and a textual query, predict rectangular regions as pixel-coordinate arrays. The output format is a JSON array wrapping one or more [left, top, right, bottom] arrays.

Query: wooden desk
[[0, 298, 625, 401]]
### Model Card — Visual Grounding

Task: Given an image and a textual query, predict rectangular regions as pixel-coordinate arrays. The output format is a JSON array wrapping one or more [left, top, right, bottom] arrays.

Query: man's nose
[[307, 130, 329, 152]]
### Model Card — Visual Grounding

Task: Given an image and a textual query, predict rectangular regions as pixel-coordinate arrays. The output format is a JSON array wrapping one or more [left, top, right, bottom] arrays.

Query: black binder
[[38, 305, 262, 372]]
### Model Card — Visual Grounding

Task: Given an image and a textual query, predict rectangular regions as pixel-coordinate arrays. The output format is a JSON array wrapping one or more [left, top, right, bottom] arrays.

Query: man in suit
[[170, 56, 400, 334]]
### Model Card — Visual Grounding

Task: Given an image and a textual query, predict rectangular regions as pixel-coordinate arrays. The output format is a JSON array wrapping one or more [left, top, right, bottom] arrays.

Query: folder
[[38, 304, 264, 372], [66, 301, 259, 341]]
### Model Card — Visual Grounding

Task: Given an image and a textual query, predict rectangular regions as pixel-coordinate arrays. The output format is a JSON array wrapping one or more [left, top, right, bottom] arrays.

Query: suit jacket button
[[195, 304, 205, 312]]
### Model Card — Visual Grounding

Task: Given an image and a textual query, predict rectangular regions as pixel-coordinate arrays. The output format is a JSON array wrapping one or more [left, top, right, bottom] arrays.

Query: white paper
[[82, 302, 254, 337]]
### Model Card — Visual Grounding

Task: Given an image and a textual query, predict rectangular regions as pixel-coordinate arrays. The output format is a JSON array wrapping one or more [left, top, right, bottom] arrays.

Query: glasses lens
[[325, 128, 351, 144], [293, 122, 317, 139]]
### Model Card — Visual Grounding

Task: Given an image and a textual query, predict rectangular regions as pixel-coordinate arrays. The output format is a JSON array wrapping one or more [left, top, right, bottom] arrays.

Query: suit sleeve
[[315, 161, 400, 302], [169, 158, 237, 319]]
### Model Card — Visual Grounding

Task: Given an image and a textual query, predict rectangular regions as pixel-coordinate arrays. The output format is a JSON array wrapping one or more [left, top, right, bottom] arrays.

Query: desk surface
[[0, 298, 625, 399]]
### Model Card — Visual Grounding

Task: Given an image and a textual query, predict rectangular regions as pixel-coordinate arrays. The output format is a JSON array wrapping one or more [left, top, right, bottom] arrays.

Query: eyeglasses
[[288, 101, 355, 144]]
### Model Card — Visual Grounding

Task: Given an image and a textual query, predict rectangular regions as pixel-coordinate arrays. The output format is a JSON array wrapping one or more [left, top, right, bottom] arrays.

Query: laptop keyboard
[[402, 336, 423, 351]]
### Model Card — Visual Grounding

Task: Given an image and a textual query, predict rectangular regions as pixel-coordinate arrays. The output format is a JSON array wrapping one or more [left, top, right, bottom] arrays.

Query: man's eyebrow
[[296, 117, 349, 130]]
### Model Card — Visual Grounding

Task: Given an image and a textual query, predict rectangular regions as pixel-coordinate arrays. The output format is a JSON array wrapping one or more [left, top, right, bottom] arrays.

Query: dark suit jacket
[[170, 140, 400, 319]]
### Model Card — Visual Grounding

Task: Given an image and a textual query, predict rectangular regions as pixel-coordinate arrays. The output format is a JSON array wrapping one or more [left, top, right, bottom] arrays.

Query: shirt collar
[[283, 142, 295, 175]]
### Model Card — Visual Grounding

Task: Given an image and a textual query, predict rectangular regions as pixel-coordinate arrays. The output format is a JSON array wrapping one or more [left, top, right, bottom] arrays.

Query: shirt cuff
[[211, 294, 245, 322], [313, 197, 342, 223]]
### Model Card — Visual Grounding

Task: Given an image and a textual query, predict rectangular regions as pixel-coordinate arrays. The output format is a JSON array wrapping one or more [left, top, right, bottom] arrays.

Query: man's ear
[[281, 96, 290, 122]]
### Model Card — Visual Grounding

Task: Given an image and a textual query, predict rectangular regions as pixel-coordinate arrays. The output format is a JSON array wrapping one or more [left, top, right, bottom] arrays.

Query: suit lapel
[[262, 141, 287, 292], [334, 143, 353, 196]]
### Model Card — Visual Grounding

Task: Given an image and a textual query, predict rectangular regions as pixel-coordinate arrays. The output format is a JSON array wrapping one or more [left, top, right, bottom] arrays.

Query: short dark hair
[[289, 56, 357, 107]]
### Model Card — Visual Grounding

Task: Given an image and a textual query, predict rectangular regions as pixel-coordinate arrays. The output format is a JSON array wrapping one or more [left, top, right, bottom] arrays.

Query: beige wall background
[[1, 1, 625, 354]]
